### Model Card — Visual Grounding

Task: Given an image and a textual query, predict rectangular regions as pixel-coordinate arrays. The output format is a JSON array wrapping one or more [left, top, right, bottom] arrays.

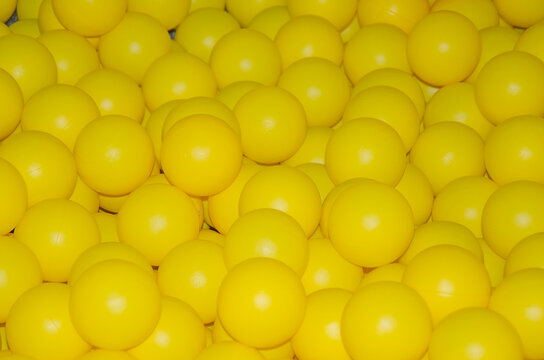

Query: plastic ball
[[70, 260, 161, 350], [127, 0, 191, 30], [515, 19, 544, 63], [0, 69, 22, 141], [301, 237, 363, 294], [326, 117, 406, 186], [234, 86, 306, 164], [431, 0, 499, 30], [175, 8, 239, 63], [407, 11, 480, 87], [482, 181, 544, 258], [224, 208, 308, 275], [94, 212, 120, 243], [225, 0, 285, 27], [343, 23, 410, 85], [128, 297, 206, 360], [158, 240, 227, 324], [403, 245, 491, 324], [278, 58, 351, 127], [247, 6, 290, 40], [0, 34, 57, 102], [353, 68, 425, 118], [475, 51, 544, 125], [342, 86, 420, 152], [51, 0, 127, 37], [432, 176, 498, 238], [400, 221, 482, 264], [38, 0, 65, 33], [239, 165, 322, 237], [195, 342, 265, 360], [0, 0, 16, 23], [210, 29, 281, 89], [423, 82, 494, 140], [283, 126, 333, 166], [99, 12, 171, 84], [17, 0, 43, 19], [494, 0, 544, 28], [142, 51, 217, 111], [395, 163, 434, 226], [275, 15, 343, 69], [505, 232, 544, 276], [217, 258, 306, 349], [328, 180, 414, 267], [358, 0, 429, 34], [0, 159, 26, 235], [410, 122, 485, 194], [21, 84, 100, 151], [428, 307, 524, 360], [144, 100, 181, 160], [215, 81, 263, 110], [479, 238, 506, 288], [288, 0, 357, 31], [161, 114, 242, 196], [360, 263, 406, 287], [0, 131, 77, 206], [117, 183, 201, 265], [69, 176, 99, 213], [342, 282, 432, 360], [80, 350, 138, 360], [489, 269, 544, 359], [9, 20, 40, 39], [467, 26, 520, 83], [0, 24, 10, 38], [296, 163, 334, 202]]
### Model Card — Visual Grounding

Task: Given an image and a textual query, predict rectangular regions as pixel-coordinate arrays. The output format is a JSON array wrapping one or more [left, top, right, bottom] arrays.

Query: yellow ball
[[494, 0, 544, 28], [399, 221, 482, 264], [77, 69, 145, 122], [325, 117, 406, 186], [482, 181, 544, 258], [234, 86, 306, 164], [296, 163, 335, 202], [80, 350, 138, 360], [210, 29, 281, 89], [74, 115, 155, 196], [358, 0, 429, 33], [216, 81, 263, 110], [248, 6, 290, 40], [340, 15, 359, 43], [301, 237, 363, 294], [283, 126, 332, 166], [479, 238, 506, 288], [6, 284, 91, 359], [328, 180, 414, 267], [343, 86, 420, 152], [0, 34, 57, 102], [15, 199, 100, 282], [129, 297, 206, 360], [0, 160, 26, 235], [142, 51, 217, 111], [431, 0, 499, 30], [21, 84, 100, 150], [0, 131, 77, 206], [190, 0, 225, 12], [99, 12, 171, 84], [161, 114, 242, 196], [467, 25, 520, 83], [424, 82, 494, 140], [17, 0, 42, 19], [403, 245, 491, 325], [239, 165, 322, 237], [0, 69, 22, 141], [292, 289, 352, 360], [158, 240, 227, 324], [410, 122, 485, 194], [224, 208, 308, 275], [208, 161, 262, 234], [70, 260, 161, 349], [37, 0, 65, 33], [94, 212, 120, 243], [515, 19, 544, 63], [128, 0, 191, 29], [407, 11, 480, 86], [288, 0, 357, 30], [395, 163, 434, 226], [175, 8, 239, 63], [485, 115, 544, 185], [278, 58, 351, 127], [342, 282, 432, 360], [0, 0, 16, 23], [196, 342, 265, 360], [275, 15, 343, 69], [38, 30, 101, 85], [343, 23, 410, 85], [360, 263, 406, 287], [428, 307, 524, 360], [505, 232, 544, 276], [144, 100, 182, 161], [0, 237, 42, 323], [0, 23, 10, 38], [9, 20, 40, 39], [489, 269, 544, 359], [198, 229, 225, 247], [218, 258, 306, 348], [52, 0, 127, 37], [225, 0, 285, 27], [432, 176, 498, 238], [69, 176, 99, 213], [475, 51, 544, 125], [353, 68, 425, 118], [118, 183, 201, 265]]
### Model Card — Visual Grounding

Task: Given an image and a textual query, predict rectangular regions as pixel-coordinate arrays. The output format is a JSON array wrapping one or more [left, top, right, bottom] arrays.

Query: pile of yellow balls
[[1, 0, 544, 359]]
